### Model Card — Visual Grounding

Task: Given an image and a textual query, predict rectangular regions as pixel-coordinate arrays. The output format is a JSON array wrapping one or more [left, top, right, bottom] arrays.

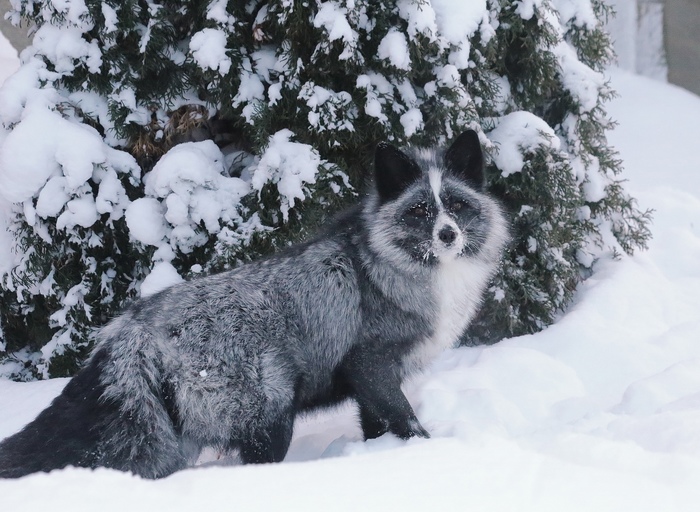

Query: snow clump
[[251, 130, 325, 222], [189, 28, 232, 76], [487, 111, 560, 177]]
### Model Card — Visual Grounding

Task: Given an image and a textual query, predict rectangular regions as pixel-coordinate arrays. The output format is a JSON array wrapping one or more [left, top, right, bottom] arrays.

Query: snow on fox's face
[[366, 131, 506, 270], [379, 170, 490, 266]]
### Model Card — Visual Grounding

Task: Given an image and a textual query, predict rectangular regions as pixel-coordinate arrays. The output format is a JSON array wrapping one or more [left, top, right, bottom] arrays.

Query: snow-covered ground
[[1, 32, 700, 511]]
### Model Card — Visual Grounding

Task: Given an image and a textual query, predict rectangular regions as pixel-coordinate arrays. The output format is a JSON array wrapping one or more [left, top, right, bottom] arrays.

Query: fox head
[[367, 130, 506, 269]]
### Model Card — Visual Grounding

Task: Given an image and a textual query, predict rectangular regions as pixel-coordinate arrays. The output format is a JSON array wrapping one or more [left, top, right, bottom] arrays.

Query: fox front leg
[[358, 404, 389, 439], [233, 405, 295, 464], [340, 345, 430, 441]]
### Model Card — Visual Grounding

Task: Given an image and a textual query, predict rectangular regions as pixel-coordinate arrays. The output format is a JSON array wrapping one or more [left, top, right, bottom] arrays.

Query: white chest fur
[[403, 258, 491, 374]]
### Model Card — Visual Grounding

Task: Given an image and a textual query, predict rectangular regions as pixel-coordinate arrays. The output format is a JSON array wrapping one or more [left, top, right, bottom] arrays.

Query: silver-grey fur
[[0, 130, 508, 479]]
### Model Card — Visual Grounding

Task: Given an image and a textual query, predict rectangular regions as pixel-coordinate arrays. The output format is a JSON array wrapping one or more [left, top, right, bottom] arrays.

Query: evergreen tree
[[0, 0, 650, 379]]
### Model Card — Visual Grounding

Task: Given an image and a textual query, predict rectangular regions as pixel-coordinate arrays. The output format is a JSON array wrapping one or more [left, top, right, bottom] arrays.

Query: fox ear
[[374, 142, 422, 202], [444, 130, 484, 190]]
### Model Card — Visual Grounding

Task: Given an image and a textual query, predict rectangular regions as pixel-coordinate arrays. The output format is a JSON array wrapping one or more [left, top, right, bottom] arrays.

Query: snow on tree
[[0, 0, 651, 379]]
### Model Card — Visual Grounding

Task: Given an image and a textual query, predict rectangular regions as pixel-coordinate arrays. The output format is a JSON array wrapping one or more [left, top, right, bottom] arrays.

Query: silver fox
[[0, 130, 508, 479]]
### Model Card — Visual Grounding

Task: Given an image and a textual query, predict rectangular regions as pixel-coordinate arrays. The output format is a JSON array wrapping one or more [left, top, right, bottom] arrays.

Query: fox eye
[[409, 204, 428, 217]]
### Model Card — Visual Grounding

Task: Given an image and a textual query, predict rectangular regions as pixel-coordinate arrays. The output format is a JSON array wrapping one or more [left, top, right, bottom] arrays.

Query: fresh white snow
[[487, 111, 560, 177], [0, 33, 21, 281], [189, 28, 232, 76], [377, 29, 411, 70], [1, 28, 700, 512], [432, 0, 487, 45], [0, 34, 18, 86]]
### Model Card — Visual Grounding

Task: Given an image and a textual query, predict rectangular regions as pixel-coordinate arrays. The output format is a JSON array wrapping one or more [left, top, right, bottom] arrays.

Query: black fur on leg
[[359, 404, 390, 440], [236, 409, 295, 464], [341, 343, 431, 442]]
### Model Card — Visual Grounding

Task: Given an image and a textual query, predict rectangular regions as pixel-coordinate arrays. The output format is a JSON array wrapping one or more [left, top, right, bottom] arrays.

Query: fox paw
[[391, 417, 430, 440]]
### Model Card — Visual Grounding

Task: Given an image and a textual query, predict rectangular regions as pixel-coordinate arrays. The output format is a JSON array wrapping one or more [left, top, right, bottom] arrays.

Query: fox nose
[[438, 226, 456, 245]]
